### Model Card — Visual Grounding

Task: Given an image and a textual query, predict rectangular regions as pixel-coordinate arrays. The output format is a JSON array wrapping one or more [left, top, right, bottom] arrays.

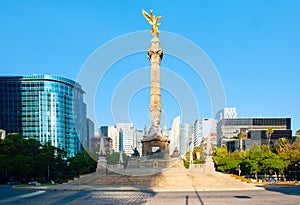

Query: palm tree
[[267, 127, 274, 148], [237, 133, 245, 152], [274, 137, 290, 153]]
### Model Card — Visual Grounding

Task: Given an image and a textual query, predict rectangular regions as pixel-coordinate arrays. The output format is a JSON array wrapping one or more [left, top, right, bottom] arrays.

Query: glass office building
[[0, 75, 86, 157], [217, 118, 292, 149]]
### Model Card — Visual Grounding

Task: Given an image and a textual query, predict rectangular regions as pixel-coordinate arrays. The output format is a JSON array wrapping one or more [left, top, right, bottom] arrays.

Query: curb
[[15, 184, 265, 192]]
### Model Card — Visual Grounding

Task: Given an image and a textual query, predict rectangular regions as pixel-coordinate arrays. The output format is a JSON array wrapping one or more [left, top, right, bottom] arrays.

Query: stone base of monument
[[107, 163, 124, 171], [127, 156, 169, 170], [96, 156, 107, 174], [123, 134, 171, 172], [203, 156, 216, 174], [141, 134, 170, 157]]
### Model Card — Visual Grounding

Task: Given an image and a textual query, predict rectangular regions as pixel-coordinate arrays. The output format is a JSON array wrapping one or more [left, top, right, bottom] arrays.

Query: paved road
[[0, 185, 300, 205]]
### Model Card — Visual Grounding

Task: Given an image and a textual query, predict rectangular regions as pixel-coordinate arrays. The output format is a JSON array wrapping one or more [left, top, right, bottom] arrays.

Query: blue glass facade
[[0, 75, 86, 157]]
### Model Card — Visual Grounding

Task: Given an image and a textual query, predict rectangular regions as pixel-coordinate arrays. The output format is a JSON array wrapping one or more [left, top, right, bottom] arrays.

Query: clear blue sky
[[0, 1, 299, 133]]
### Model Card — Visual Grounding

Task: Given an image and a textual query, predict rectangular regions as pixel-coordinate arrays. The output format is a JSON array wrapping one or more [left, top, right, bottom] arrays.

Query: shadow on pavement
[[192, 185, 204, 205], [234, 195, 251, 199], [259, 184, 300, 196]]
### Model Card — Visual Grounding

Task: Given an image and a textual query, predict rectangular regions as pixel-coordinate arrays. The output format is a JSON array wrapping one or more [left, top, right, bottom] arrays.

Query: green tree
[[278, 138, 300, 180], [106, 152, 129, 165], [262, 151, 285, 180], [296, 130, 300, 137], [0, 154, 12, 183], [69, 150, 97, 176], [267, 128, 274, 148], [242, 144, 263, 180], [212, 146, 228, 166], [274, 138, 290, 154], [216, 156, 238, 173]]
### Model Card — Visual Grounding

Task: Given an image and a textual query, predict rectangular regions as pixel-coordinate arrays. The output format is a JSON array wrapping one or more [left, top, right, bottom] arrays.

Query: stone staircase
[[67, 159, 259, 190]]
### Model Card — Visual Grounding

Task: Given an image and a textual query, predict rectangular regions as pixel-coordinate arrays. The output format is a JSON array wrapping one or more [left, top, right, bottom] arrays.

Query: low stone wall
[[189, 164, 204, 172], [127, 157, 168, 169]]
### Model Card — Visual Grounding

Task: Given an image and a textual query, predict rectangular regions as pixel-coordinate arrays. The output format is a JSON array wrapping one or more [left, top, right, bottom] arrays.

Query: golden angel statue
[[142, 9, 162, 37]]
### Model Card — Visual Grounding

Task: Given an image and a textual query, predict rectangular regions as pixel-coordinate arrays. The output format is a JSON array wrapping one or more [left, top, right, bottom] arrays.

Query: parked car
[[28, 181, 40, 185], [8, 181, 21, 185], [266, 179, 276, 183]]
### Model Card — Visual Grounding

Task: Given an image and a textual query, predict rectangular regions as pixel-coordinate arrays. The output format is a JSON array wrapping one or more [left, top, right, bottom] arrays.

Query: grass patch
[[15, 183, 57, 187]]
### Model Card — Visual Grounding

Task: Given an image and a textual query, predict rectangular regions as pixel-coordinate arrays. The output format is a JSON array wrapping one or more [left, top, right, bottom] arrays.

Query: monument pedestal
[[127, 157, 169, 170], [141, 134, 170, 158], [96, 156, 107, 173], [126, 134, 170, 170], [204, 156, 216, 174]]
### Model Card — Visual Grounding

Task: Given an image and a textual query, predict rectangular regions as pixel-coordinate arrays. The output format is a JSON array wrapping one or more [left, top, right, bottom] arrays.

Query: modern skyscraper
[[86, 118, 95, 150], [194, 118, 217, 147], [116, 123, 135, 156], [169, 116, 181, 155], [179, 123, 194, 158], [215, 107, 237, 122], [0, 75, 87, 157]]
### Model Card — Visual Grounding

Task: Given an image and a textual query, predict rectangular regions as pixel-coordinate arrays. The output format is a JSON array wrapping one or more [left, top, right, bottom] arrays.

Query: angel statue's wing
[[142, 9, 153, 25]]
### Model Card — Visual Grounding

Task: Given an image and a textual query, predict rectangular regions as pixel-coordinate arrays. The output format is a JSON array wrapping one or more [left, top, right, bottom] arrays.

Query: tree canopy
[[0, 133, 97, 184], [213, 136, 300, 181]]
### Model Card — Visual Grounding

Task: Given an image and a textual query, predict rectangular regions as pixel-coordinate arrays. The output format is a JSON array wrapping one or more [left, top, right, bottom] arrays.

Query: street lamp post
[[189, 137, 193, 164], [47, 164, 50, 182], [295, 164, 298, 181]]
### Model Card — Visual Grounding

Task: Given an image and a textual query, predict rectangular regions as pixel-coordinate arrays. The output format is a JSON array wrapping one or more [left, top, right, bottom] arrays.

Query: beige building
[[108, 126, 120, 153]]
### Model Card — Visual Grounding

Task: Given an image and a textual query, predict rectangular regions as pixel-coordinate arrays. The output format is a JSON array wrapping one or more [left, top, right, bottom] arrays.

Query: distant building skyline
[[179, 123, 194, 158], [117, 123, 135, 156], [169, 116, 181, 155], [194, 118, 217, 147], [86, 118, 94, 150], [0, 74, 296, 158]]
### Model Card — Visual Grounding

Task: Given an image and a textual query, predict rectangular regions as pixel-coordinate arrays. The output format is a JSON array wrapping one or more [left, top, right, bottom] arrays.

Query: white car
[[28, 181, 40, 185]]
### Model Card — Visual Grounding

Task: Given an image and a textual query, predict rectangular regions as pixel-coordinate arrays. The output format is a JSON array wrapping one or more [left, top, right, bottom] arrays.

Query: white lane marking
[[0, 190, 46, 203]]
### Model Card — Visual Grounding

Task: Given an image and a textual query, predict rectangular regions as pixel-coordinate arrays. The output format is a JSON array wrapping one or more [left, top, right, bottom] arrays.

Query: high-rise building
[[86, 118, 94, 150], [169, 116, 180, 155], [179, 123, 194, 158], [116, 123, 134, 156], [0, 75, 86, 157], [107, 126, 121, 152], [215, 107, 237, 122], [135, 129, 144, 156], [194, 118, 217, 147], [217, 118, 292, 149]]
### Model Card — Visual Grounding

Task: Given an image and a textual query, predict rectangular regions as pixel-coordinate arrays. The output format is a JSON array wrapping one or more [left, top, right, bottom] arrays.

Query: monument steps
[[67, 169, 246, 188], [67, 173, 162, 186]]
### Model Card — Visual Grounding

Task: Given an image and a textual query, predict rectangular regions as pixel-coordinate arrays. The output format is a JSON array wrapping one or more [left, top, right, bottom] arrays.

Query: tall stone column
[[148, 37, 163, 136], [141, 9, 170, 157]]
